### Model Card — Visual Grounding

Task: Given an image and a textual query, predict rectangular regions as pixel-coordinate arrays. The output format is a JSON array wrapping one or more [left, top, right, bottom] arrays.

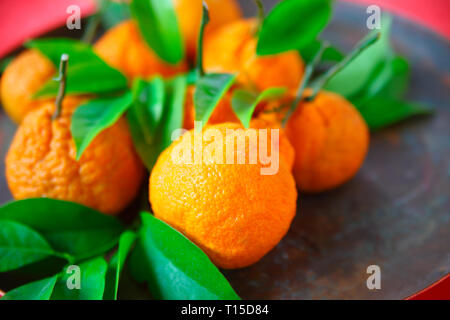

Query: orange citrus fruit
[[0, 2, 240, 123], [5, 96, 144, 215], [0, 50, 54, 123], [204, 19, 304, 92], [286, 90, 369, 192], [149, 122, 297, 269], [182, 88, 294, 170], [174, 0, 242, 61], [94, 20, 187, 81], [0, 20, 189, 124], [250, 117, 295, 171]]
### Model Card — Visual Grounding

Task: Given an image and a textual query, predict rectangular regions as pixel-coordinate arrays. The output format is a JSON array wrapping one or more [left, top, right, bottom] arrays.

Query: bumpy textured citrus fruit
[[0, 50, 54, 123], [5, 96, 144, 215], [286, 91, 369, 192], [94, 20, 187, 81], [149, 122, 297, 269], [204, 19, 304, 92], [182, 88, 294, 170], [174, 0, 242, 61]]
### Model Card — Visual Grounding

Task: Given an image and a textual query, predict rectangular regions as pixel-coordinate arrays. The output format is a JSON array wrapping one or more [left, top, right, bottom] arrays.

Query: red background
[[342, 0, 450, 39], [0, 0, 449, 58], [0, 0, 448, 300]]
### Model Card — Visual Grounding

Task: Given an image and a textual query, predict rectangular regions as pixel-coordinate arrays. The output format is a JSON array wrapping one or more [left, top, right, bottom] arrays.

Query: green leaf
[[0, 56, 13, 73], [300, 39, 344, 64], [162, 75, 187, 147], [257, 0, 332, 55], [0, 220, 63, 272], [135, 77, 166, 137], [71, 91, 133, 160], [318, 15, 430, 129], [352, 56, 410, 105], [26, 38, 128, 97], [129, 213, 240, 300], [1, 275, 58, 300], [186, 69, 198, 85], [232, 87, 286, 128], [324, 16, 393, 98], [127, 76, 187, 170], [104, 231, 136, 300], [283, 43, 328, 126], [358, 98, 433, 131], [196, 0, 210, 76], [35, 62, 128, 98], [372, 56, 410, 98], [129, 0, 184, 64], [192, 4, 236, 127], [26, 38, 99, 66], [51, 257, 108, 300], [0, 199, 123, 261], [309, 32, 381, 100], [127, 78, 166, 170], [194, 73, 236, 124]]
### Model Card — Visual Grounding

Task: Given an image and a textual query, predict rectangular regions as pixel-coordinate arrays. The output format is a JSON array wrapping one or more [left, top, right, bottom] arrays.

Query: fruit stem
[[254, 0, 265, 35], [53, 54, 69, 120], [282, 44, 326, 127], [307, 32, 381, 101], [82, 14, 102, 44], [82, 0, 111, 44], [196, 1, 210, 77]]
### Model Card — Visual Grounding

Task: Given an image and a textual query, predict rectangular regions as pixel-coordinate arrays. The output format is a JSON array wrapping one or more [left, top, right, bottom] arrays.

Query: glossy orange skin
[[94, 20, 187, 81], [0, 3, 239, 123], [5, 97, 144, 215], [149, 123, 297, 269], [0, 50, 54, 123], [204, 19, 304, 92], [250, 117, 295, 172], [286, 91, 369, 193], [183, 88, 294, 170], [174, 0, 242, 61], [0, 2, 239, 123], [1, 21, 186, 124]]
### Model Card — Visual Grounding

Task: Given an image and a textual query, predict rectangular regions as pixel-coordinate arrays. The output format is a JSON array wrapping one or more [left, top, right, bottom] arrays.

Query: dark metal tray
[[0, 2, 448, 299]]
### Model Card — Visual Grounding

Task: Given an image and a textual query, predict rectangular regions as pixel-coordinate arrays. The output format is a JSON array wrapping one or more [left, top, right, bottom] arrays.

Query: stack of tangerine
[[1, 0, 368, 269]]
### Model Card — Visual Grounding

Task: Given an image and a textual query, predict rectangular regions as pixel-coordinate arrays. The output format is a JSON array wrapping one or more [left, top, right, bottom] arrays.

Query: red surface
[[342, 0, 450, 39], [0, 0, 448, 300], [0, 0, 449, 59], [407, 274, 450, 300], [0, 0, 96, 58]]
